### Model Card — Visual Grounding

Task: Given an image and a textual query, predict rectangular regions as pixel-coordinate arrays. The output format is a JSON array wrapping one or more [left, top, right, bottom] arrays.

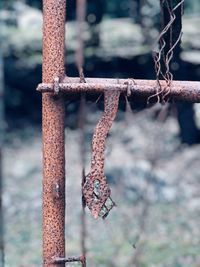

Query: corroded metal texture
[[37, 78, 200, 103], [83, 90, 120, 219], [42, 0, 66, 266]]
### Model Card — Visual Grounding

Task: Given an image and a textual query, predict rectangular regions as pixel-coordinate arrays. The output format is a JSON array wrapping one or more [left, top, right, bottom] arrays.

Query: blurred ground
[[4, 107, 200, 267]]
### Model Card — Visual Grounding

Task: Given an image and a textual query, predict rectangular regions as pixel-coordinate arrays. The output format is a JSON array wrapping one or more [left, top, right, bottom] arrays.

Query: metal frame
[[41, 0, 199, 266]]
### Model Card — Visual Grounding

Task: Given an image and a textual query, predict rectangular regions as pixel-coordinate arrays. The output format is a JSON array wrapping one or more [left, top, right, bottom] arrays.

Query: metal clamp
[[125, 78, 136, 97], [53, 76, 60, 95], [52, 255, 86, 266]]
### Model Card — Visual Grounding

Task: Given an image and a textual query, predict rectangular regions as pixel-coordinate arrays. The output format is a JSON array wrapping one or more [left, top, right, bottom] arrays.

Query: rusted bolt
[[52, 182, 61, 199]]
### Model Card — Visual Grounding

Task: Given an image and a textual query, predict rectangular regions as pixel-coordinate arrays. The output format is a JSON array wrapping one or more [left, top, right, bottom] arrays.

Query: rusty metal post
[[76, 0, 87, 262], [75, 0, 86, 71], [42, 0, 66, 266]]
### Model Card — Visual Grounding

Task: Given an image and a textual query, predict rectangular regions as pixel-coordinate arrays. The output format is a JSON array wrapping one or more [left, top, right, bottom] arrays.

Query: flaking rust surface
[[83, 90, 120, 218], [42, 0, 66, 266]]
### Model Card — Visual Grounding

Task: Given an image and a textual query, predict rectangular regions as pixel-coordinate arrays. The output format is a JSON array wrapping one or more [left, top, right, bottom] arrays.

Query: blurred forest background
[[0, 0, 200, 267]]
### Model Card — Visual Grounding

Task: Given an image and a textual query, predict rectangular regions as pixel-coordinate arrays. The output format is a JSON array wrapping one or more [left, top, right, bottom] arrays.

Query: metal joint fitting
[[54, 77, 60, 95]]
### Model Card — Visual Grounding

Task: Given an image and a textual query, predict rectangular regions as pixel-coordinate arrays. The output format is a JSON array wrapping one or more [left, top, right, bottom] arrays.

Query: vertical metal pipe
[[75, 0, 86, 71], [42, 0, 66, 266], [76, 0, 87, 262]]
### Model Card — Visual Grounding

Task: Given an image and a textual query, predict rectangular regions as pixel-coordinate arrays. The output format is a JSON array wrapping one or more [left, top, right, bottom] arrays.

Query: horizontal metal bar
[[36, 77, 200, 103]]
